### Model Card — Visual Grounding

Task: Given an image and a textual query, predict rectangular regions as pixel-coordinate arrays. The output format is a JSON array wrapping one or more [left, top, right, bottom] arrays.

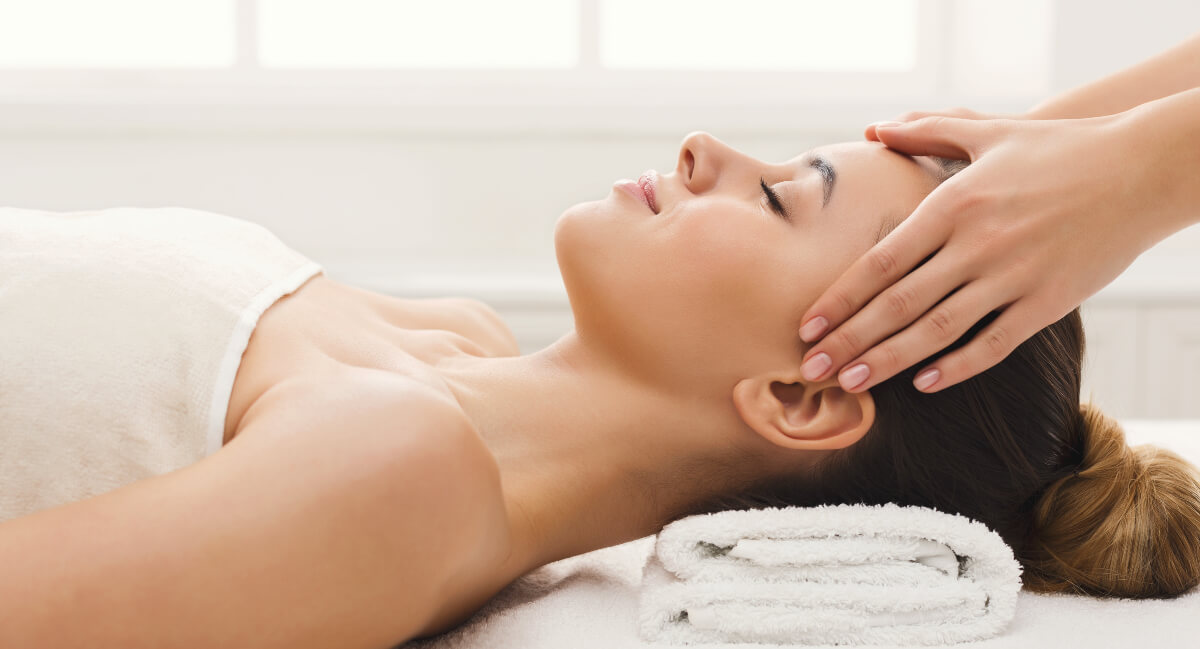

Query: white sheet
[[401, 419, 1200, 649]]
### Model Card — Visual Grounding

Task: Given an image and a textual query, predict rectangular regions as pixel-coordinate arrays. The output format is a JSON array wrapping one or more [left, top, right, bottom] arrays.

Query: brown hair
[[683, 156, 1200, 599]]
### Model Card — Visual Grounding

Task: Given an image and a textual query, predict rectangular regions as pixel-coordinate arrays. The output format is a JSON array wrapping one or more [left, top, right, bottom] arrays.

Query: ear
[[731, 371, 876, 451]]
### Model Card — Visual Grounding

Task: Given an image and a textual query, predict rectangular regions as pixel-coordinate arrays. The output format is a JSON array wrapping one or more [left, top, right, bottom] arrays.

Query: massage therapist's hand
[[863, 106, 1024, 142], [797, 111, 1179, 394]]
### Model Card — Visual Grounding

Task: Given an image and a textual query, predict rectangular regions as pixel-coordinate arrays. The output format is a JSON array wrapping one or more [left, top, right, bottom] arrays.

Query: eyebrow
[[804, 153, 837, 209]]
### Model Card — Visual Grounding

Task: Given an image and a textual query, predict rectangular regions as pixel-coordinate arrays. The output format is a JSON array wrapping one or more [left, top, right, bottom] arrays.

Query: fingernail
[[840, 363, 870, 390], [800, 316, 828, 342], [872, 121, 903, 129], [913, 367, 940, 391], [801, 352, 832, 381]]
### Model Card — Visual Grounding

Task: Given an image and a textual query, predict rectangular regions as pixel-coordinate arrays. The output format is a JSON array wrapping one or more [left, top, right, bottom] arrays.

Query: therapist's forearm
[[1026, 31, 1200, 120], [1114, 86, 1200, 238]]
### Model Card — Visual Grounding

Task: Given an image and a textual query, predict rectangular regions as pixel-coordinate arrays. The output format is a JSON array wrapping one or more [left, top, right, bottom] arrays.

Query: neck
[[434, 330, 793, 582]]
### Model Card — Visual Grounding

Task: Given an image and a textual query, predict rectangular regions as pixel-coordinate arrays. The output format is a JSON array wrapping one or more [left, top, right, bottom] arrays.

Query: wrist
[[1111, 88, 1200, 239], [1023, 97, 1091, 121], [1022, 103, 1059, 120], [1023, 103, 1092, 121]]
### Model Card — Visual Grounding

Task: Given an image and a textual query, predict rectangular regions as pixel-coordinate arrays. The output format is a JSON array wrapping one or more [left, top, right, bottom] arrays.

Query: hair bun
[[1023, 401, 1200, 598], [1071, 402, 1133, 477]]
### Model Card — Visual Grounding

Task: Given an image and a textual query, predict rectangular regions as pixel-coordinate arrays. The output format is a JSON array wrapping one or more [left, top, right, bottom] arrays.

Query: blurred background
[[0, 0, 1197, 418]]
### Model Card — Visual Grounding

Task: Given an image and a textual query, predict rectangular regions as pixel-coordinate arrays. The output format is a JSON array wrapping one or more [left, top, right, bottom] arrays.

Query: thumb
[[875, 116, 998, 161]]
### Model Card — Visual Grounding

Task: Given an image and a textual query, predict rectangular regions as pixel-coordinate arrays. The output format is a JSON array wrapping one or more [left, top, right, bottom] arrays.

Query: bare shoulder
[[0, 370, 507, 648], [230, 370, 513, 638], [238, 370, 501, 498], [241, 368, 511, 545]]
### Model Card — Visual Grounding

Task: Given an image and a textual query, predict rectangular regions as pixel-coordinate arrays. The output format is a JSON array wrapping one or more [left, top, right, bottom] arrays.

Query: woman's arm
[[0, 377, 488, 649], [1118, 85, 1200, 235], [1026, 30, 1200, 120]]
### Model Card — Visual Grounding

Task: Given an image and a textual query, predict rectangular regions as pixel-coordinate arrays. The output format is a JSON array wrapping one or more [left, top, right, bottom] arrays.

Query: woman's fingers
[[864, 111, 941, 141], [799, 251, 971, 388], [864, 121, 899, 142], [908, 297, 1053, 393], [798, 187, 955, 347], [802, 116, 1010, 353], [865, 107, 1012, 142], [872, 116, 993, 160]]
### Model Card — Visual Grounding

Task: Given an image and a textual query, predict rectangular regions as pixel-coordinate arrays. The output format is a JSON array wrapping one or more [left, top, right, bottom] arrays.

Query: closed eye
[[760, 177, 790, 221]]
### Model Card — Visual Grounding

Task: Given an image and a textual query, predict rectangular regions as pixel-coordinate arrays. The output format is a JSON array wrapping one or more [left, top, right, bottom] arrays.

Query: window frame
[[0, 0, 1037, 132]]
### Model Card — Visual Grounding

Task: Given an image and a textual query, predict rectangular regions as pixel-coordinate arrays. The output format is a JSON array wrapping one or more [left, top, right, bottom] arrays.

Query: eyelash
[[760, 177, 790, 221]]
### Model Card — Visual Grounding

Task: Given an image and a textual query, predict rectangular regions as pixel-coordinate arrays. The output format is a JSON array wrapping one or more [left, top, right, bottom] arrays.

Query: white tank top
[[0, 206, 324, 522]]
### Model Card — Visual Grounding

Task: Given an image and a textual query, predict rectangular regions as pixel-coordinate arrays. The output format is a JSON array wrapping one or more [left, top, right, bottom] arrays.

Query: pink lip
[[637, 170, 659, 214], [614, 170, 660, 214]]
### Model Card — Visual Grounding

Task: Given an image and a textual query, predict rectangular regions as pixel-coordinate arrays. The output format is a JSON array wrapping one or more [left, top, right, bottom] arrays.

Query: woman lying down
[[0, 132, 1197, 649]]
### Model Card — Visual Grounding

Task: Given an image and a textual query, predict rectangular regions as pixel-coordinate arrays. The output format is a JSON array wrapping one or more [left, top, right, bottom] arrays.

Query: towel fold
[[637, 503, 1022, 646]]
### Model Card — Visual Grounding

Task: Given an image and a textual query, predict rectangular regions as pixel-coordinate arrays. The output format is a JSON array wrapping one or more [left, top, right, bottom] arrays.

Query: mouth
[[638, 170, 660, 214], [614, 169, 660, 214]]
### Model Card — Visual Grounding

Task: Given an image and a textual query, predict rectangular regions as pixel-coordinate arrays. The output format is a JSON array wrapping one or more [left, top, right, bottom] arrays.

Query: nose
[[676, 130, 744, 195]]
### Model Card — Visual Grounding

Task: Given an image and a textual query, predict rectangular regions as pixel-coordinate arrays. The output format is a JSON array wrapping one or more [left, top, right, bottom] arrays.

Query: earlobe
[[732, 374, 875, 451]]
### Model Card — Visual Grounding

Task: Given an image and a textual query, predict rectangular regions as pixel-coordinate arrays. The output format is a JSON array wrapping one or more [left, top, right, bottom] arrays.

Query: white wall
[[1, 0, 1197, 416], [1052, 0, 1200, 90]]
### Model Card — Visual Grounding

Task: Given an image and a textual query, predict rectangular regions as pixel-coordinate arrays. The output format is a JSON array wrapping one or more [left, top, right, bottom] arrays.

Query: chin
[[553, 197, 633, 290], [554, 200, 607, 317], [554, 198, 654, 351]]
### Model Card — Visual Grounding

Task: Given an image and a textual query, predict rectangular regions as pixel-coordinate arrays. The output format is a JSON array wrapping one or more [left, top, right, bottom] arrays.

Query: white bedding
[[401, 419, 1200, 649]]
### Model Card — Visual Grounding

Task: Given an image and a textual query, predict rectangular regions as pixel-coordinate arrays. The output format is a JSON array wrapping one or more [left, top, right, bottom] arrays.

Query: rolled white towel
[[638, 503, 1022, 646]]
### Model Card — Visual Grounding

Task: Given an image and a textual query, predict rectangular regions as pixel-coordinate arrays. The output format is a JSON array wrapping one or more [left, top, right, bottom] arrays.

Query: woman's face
[[554, 131, 946, 395]]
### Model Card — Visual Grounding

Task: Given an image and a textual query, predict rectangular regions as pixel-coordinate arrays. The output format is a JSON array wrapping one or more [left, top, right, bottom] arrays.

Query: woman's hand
[[797, 112, 1178, 394], [863, 106, 1024, 142]]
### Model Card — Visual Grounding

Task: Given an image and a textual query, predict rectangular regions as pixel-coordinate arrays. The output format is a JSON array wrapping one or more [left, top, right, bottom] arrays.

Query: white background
[[0, 0, 1197, 417]]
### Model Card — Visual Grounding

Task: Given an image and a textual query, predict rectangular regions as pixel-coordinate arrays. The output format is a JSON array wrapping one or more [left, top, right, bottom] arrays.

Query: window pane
[[600, 0, 916, 70], [260, 0, 578, 68], [0, 0, 234, 68]]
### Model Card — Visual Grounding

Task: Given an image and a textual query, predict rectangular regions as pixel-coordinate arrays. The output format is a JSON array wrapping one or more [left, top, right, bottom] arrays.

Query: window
[[257, 0, 917, 72], [599, 0, 916, 71], [0, 0, 1051, 130], [259, 0, 579, 69], [0, 0, 924, 76], [0, 0, 235, 67]]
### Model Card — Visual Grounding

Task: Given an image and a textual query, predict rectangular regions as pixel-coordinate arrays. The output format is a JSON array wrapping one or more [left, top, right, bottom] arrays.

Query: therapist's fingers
[[825, 277, 1017, 393], [798, 191, 956, 347], [870, 116, 1000, 160], [865, 108, 1017, 141], [798, 253, 978, 390], [907, 296, 1057, 393], [892, 107, 1003, 123]]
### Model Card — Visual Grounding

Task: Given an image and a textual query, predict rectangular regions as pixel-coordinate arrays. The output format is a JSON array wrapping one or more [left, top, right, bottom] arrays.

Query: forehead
[[792, 141, 941, 181]]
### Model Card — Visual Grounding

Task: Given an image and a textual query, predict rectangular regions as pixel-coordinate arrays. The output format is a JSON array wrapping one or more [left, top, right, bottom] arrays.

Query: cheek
[[657, 209, 790, 330], [554, 198, 662, 291]]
